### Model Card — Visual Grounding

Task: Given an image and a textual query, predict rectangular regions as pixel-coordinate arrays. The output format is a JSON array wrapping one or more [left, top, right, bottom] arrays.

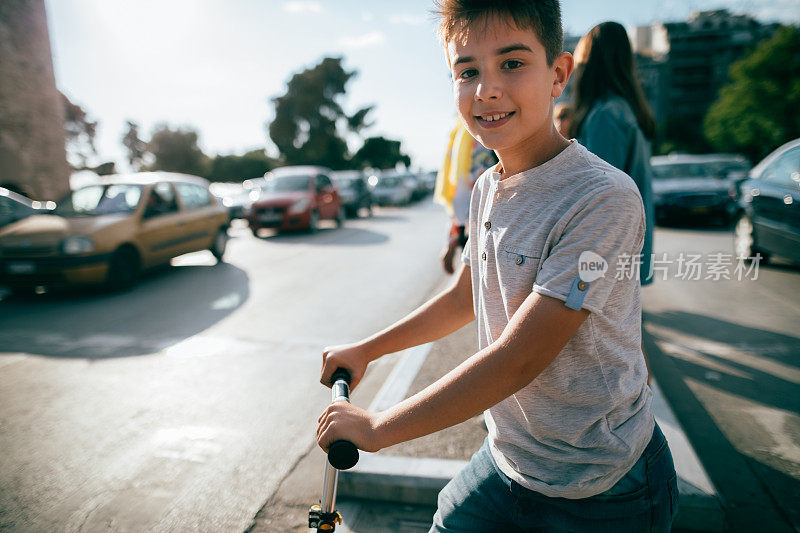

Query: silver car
[[371, 173, 413, 206]]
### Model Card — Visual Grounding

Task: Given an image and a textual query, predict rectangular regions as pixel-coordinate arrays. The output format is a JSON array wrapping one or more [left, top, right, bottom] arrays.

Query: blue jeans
[[431, 423, 679, 532]]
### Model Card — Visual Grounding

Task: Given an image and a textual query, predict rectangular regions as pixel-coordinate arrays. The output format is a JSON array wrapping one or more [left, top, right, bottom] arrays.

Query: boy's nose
[[475, 77, 502, 101]]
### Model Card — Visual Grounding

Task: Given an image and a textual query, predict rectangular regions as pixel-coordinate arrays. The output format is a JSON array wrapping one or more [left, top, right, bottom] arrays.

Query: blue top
[[578, 95, 655, 285]]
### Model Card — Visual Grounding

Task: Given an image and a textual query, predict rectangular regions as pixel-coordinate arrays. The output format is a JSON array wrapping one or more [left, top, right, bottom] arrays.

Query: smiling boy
[[316, 1, 677, 530]]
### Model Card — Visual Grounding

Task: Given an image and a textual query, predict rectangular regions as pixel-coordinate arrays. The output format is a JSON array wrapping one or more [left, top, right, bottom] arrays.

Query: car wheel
[[308, 210, 320, 233], [210, 227, 228, 262], [733, 213, 769, 264], [106, 247, 140, 291], [336, 206, 345, 228], [10, 285, 37, 298]]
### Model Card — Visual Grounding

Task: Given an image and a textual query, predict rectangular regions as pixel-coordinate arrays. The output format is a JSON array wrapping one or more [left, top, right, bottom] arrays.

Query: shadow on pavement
[[643, 312, 800, 532], [759, 260, 800, 273], [0, 262, 250, 359], [656, 218, 732, 232], [365, 212, 410, 222], [254, 225, 391, 246]]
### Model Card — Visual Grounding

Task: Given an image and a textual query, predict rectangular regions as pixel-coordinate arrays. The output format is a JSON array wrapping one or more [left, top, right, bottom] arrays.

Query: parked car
[[0, 172, 230, 293], [0, 187, 55, 228], [371, 172, 414, 206], [418, 171, 438, 194], [245, 166, 343, 234], [210, 182, 254, 220], [330, 170, 373, 218], [407, 174, 428, 201], [651, 154, 744, 224], [733, 138, 800, 264]]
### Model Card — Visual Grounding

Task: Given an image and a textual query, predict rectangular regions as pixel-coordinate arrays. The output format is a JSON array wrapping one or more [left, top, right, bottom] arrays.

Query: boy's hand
[[320, 342, 372, 390], [317, 401, 383, 453]]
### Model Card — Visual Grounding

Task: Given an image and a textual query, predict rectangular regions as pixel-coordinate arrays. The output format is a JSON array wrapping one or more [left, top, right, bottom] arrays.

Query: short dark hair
[[434, 0, 564, 66]]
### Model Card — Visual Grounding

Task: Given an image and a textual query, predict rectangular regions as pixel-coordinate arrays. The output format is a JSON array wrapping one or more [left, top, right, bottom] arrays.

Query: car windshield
[[702, 161, 750, 177], [335, 177, 360, 189], [261, 175, 311, 192], [652, 163, 709, 180], [377, 177, 403, 187], [54, 184, 143, 216]]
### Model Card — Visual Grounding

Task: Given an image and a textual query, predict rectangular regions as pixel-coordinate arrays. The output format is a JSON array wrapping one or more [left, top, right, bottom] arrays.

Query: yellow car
[[0, 172, 230, 292]]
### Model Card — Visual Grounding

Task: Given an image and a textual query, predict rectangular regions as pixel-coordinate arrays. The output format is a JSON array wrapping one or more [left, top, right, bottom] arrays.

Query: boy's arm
[[317, 291, 589, 452], [320, 264, 475, 390]]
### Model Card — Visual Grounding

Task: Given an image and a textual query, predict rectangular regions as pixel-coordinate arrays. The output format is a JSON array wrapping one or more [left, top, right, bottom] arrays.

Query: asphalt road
[[0, 199, 450, 532], [643, 222, 800, 532]]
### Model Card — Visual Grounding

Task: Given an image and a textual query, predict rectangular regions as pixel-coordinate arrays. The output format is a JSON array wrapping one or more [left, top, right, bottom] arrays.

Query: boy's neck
[[495, 129, 571, 180]]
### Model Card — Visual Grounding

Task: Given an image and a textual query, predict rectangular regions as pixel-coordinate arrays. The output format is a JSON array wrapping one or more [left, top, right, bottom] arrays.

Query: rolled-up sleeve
[[532, 186, 645, 315]]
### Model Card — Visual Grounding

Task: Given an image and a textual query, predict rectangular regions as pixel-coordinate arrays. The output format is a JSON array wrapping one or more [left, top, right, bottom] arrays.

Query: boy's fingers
[[317, 403, 332, 424], [317, 417, 334, 450]]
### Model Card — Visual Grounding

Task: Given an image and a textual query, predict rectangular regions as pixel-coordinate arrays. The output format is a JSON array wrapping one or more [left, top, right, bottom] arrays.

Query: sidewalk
[[247, 287, 724, 532]]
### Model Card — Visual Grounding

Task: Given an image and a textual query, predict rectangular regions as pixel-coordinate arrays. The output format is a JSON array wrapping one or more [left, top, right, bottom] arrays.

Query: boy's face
[[447, 16, 571, 154]]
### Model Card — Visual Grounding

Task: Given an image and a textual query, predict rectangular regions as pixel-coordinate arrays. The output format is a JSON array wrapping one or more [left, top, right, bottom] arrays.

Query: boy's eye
[[502, 59, 523, 70], [458, 68, 477, 80]]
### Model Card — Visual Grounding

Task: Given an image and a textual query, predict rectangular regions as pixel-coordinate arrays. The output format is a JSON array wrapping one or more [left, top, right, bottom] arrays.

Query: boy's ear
[[551, 52, 574, 98]]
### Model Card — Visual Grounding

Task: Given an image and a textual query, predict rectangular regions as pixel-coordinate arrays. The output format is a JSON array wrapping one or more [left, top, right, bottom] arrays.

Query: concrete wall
[[0, 0, 70, 200]]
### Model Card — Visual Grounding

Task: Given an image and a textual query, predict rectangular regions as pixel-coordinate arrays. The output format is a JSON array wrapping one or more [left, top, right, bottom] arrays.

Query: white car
[[371, 174, 413, 206]]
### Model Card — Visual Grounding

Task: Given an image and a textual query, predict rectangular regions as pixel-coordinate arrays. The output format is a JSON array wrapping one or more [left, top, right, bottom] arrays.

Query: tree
[[352, 136, 411, 170], [205, 150, 277, 182], [704, 26, 800, 161], [62, 92, 98, 169], [268, 57, 384, 169], [122, 121, 147, 171], [147, 124, 209, 176]]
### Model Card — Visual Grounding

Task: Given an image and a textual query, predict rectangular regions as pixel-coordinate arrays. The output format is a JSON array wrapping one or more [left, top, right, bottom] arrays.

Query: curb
[[337, 347, 726, 532], [339, 454, 464, 507]]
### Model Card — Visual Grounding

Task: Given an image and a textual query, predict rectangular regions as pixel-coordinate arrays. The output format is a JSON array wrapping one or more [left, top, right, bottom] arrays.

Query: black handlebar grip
[[328, 440, 359, 470], [330, 368, 351, 386], [327, 367, 359, 469]]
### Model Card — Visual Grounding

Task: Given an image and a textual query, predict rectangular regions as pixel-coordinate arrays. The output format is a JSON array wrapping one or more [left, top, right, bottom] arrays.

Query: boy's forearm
[[372, 292, 589, 449], [362, 266, 474, 362]]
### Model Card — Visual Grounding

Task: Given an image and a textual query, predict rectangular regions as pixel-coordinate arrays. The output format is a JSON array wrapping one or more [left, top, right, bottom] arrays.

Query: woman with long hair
[[571, 21, 656, 286]]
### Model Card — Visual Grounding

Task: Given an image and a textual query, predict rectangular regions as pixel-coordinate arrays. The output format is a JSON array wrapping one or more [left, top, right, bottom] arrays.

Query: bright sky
[[45, 0, 798, 174]]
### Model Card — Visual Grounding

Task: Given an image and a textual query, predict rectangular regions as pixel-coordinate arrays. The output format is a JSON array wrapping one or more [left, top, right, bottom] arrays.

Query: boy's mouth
[[475, 111, 514, 128]]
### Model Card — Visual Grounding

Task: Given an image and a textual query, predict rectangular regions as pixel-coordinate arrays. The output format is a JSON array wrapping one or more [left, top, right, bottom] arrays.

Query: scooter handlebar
[[327, 368, 359, 470]]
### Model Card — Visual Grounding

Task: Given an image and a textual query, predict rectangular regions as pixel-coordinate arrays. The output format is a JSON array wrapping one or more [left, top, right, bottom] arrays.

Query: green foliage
[[146, 124, 209, 176], [353, 136, 411, 170], [92, 162, 116, 176], [268, 57, 411, 170], [269, 57, 354, 169], [122, 121, 147, 171], [62, 92, 98, 169], [704, 26, 800, 161], [205, 150, 277, 182]]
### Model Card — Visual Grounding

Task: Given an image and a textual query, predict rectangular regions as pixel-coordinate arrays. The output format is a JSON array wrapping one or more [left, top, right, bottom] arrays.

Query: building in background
[[635, 10, 780, 152], [0, 0, 70, 200]]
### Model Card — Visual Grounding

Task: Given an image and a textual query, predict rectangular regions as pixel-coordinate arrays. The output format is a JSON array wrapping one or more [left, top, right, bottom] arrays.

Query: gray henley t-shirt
[[462, 140, 654, 499]]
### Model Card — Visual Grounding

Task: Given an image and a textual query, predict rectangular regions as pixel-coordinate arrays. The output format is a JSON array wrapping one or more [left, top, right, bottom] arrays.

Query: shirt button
[[484, 221, 491, 230], [482, 252, 487, 261], [578, 281, 588, 291], [515, 255, 524, 265]]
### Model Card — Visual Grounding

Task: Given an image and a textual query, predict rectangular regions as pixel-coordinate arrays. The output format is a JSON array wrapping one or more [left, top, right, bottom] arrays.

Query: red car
[[245, 166, 344, 234]]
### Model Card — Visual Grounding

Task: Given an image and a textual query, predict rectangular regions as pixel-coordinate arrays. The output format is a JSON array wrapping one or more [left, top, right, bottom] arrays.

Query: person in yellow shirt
[[434, 121, 496, 274]]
